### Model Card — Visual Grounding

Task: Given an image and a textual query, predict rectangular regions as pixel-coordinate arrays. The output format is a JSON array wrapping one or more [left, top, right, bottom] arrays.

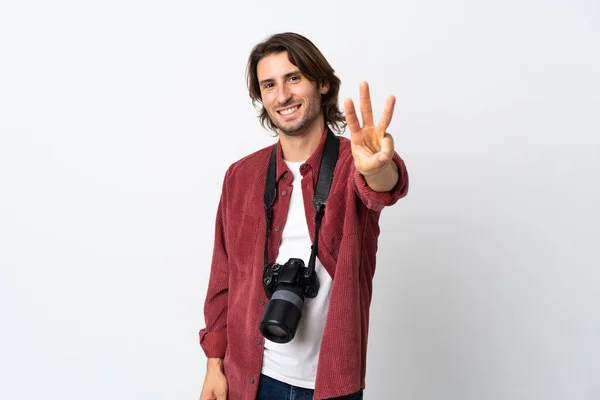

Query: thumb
[[380, 133, 395, 159]]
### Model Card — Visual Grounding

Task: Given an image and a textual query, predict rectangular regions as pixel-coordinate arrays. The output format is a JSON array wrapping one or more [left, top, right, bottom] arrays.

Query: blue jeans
[[256, 374, 364, 400]]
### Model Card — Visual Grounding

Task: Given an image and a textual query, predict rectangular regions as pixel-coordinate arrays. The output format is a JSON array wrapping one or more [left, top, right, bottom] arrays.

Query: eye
[[289, 76, 300, 82], [263, 83, 274, 89]]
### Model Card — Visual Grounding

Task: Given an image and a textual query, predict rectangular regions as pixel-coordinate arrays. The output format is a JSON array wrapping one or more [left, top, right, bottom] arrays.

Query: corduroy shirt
[[199, 130, 408, 399]]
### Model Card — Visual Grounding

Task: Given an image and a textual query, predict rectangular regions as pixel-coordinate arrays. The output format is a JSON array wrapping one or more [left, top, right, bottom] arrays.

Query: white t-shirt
[[260, 160, 333, 389]]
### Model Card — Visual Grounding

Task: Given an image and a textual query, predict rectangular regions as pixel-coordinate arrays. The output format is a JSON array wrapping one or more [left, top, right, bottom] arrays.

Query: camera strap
[[263, 129, 340, 275]]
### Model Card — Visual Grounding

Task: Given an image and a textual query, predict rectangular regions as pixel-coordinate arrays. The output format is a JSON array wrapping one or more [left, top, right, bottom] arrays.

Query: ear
[[320, 80, 330, 95]]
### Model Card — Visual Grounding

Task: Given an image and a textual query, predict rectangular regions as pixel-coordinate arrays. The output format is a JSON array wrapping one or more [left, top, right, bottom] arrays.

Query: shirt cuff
[[353, 152, 408, 211], [199, 328, 228, 359]]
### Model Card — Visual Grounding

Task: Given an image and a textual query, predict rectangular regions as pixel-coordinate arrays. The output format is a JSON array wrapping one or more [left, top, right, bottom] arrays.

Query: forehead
[[257, 52, 298, 80]]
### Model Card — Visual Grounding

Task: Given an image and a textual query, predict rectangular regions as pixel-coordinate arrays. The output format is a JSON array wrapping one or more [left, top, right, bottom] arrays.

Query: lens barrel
[[259, 284, 304, 343]]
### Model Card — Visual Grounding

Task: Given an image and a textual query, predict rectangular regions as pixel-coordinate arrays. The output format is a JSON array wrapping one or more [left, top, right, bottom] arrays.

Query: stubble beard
[[270, 95, 321, 137], [277, 111, 310, 136]]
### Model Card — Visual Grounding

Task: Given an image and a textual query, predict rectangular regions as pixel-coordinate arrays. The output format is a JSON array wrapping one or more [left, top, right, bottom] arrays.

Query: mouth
[[277, 104, 301, 118]]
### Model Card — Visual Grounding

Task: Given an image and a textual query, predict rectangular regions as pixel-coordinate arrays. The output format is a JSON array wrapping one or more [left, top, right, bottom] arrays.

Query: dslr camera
[[259, 258, 319, 343]]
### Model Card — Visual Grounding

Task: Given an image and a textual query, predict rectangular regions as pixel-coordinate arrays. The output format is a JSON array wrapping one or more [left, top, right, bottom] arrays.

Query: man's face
[[257, 52, 329, 136]]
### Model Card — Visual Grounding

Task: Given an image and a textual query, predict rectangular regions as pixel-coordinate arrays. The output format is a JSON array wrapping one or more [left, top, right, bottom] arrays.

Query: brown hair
[[246, 32, 346, 134]]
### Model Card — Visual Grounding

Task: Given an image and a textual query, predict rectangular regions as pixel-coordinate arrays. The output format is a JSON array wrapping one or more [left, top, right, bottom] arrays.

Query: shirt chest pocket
[[227, 213, 261, 275]]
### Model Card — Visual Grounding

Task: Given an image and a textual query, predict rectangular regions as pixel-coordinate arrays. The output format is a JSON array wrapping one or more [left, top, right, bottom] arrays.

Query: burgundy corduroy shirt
[[199, 130, 408, 399]]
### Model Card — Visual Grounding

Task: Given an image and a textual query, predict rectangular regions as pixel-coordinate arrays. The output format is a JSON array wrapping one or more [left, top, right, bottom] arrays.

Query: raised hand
[[344, 81, 397, 178]]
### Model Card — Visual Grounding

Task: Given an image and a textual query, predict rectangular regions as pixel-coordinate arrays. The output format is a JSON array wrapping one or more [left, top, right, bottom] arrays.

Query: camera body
[[263, 258, 319, 299], [260, 258, 320, 343]]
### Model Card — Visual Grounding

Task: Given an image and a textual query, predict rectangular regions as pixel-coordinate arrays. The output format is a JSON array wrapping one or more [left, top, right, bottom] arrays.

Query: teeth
[[280, 106, 299, 115]]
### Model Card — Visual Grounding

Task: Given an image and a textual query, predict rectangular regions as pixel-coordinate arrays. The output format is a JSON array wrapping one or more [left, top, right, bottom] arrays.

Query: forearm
[[364, 159, 399, 192], [207, 357, 224, 372]]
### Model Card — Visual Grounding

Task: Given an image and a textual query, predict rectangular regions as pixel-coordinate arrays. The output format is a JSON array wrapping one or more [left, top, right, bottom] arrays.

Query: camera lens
[[264, 324, 288, 339], [259, 284, 304, 343]]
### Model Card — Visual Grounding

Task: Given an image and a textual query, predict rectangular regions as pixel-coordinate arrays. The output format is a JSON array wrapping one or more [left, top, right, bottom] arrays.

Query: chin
[[278, 124, 308, 136], [279, 130, 304, 137], [276, 119, 308, 136]]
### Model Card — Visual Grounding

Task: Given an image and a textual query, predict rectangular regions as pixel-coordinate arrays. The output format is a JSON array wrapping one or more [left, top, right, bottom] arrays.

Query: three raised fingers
[[346, 82, 396, 134]]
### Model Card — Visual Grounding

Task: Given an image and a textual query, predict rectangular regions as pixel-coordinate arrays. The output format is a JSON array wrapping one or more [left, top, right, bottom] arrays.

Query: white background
[[1, 1, 599, 399]]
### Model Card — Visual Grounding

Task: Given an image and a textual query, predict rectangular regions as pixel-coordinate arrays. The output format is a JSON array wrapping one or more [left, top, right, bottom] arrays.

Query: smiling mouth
[[277, 105, 301, 116]]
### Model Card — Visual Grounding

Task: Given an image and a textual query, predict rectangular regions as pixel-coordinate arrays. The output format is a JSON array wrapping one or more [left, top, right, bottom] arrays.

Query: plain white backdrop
[[1, 1, 599, 399]]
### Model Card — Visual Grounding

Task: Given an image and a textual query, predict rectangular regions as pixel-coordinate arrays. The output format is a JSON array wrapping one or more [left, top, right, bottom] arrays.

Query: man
[[199, 32, 408, 400]]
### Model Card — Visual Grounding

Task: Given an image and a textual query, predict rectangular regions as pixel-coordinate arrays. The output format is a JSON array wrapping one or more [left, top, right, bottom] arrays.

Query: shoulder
[[337, 134, 351, 155], [223, 144, 275, 183], [335, 134, 354, 169]]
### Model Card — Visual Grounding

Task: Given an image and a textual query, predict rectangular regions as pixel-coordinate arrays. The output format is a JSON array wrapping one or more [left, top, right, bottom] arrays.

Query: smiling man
[[199, 32, 409, 400]]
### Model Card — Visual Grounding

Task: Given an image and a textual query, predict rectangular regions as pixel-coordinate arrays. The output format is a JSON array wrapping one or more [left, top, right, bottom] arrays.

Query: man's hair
[[246, 32, 346, 134]]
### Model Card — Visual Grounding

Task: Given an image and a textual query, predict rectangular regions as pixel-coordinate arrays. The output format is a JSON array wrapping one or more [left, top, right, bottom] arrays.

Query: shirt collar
[[275, 126, 330, 181]]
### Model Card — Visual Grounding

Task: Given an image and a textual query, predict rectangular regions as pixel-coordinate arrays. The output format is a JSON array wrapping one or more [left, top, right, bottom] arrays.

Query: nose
[[275, 83, 292, 106]]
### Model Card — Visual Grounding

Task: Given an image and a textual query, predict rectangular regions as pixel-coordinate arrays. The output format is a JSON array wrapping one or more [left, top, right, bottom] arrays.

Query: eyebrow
[[258, 70, 302, 86]]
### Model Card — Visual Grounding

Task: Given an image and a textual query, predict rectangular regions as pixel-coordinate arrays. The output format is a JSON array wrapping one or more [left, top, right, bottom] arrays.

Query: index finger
[[344, 98, 361, 134]]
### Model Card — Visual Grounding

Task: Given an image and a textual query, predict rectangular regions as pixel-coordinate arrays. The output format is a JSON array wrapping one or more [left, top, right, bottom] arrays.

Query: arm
[[345, 82, 409, 209], [199, 171, 231, 400]]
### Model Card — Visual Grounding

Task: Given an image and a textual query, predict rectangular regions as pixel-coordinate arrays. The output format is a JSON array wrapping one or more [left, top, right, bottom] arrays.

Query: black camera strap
[[263, 129, 340, 275]]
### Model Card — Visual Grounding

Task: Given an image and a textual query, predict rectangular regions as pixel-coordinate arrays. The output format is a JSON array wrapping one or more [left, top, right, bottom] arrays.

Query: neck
[[278, 115, 326, 162]]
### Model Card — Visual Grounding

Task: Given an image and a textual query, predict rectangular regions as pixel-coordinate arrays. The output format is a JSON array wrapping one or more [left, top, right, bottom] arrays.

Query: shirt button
[[281, 190, 287, 196], [274, 226, 280, 232], [249, 377, 255, 384], [255, 338, 261, 344], [259, 300, 265, 306]]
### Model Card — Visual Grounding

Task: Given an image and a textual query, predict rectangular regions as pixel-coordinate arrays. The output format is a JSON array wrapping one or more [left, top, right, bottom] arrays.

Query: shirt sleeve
[[198, 169, 231, 359], [353, 151, 409, 211]]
